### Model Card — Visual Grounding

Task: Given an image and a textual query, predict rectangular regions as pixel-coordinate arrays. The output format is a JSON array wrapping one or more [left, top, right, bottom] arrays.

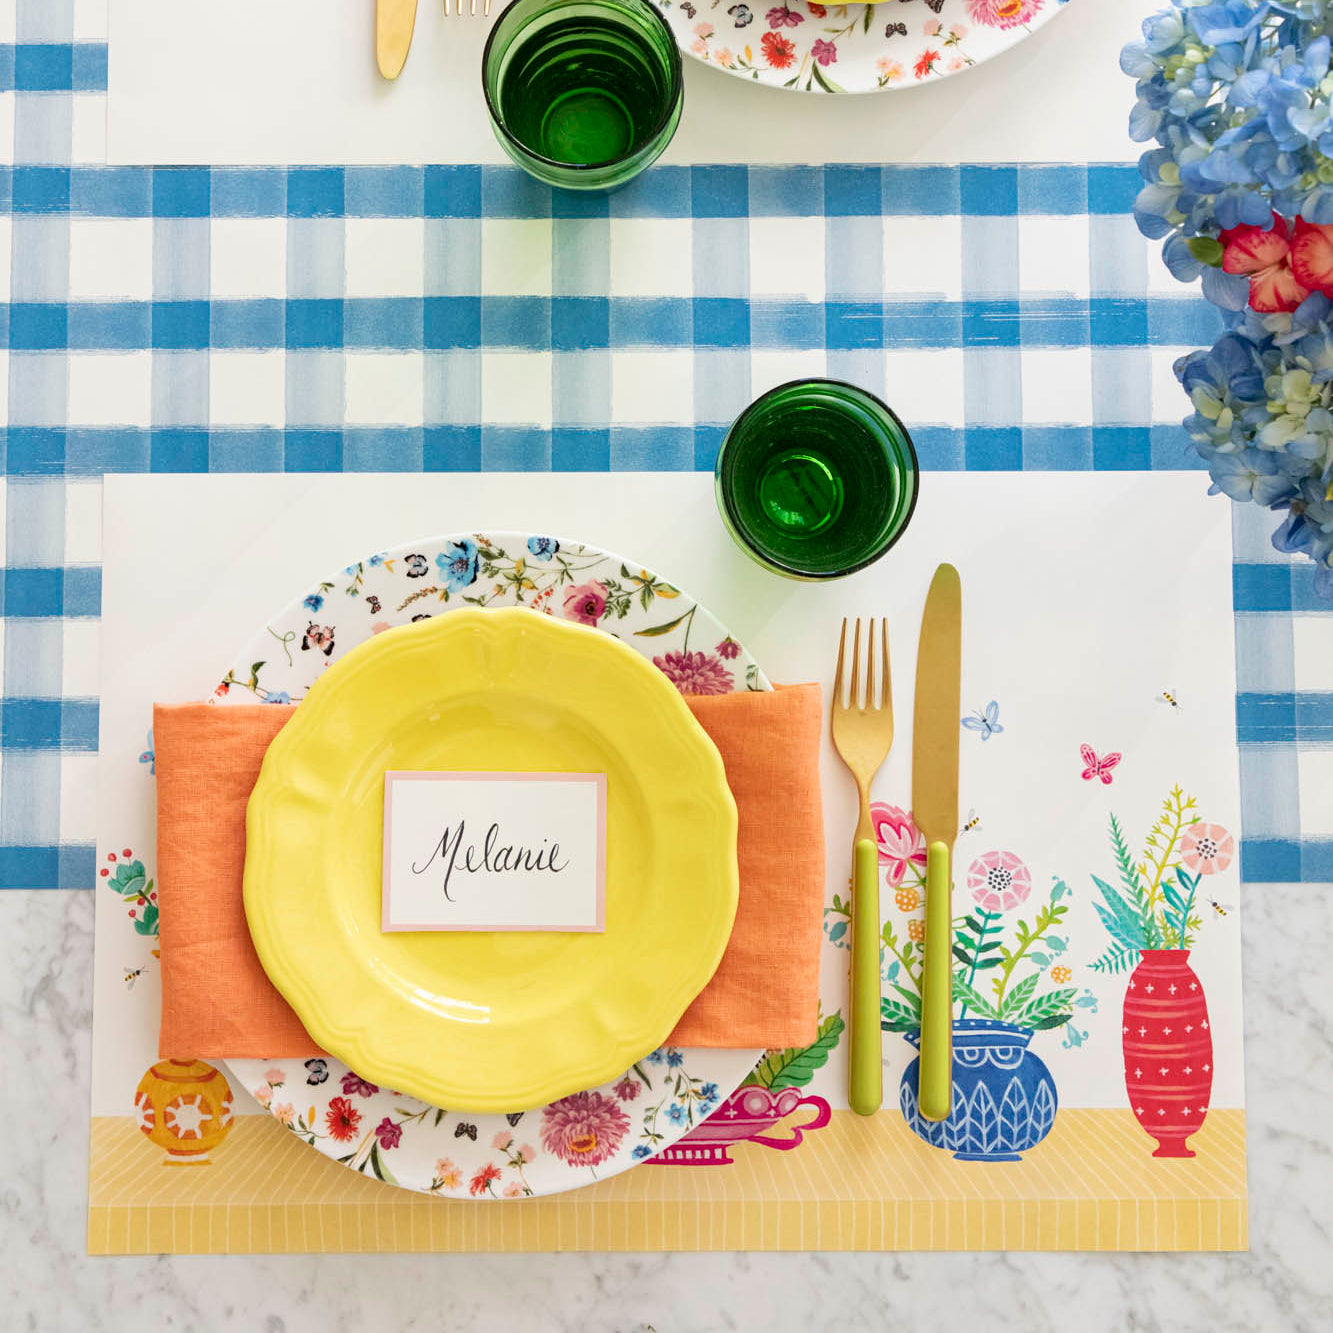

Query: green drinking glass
[[715, 379, 920, 581], [482, 0, 683, 192]]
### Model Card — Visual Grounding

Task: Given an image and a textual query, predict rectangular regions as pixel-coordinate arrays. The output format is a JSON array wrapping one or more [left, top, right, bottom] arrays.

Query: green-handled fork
[[831, 618, 893, 1117]]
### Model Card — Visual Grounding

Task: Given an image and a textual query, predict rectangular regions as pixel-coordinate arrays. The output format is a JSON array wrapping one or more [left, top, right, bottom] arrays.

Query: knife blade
[[377, 0, 418, 80], [912, 562, 961, 1123]]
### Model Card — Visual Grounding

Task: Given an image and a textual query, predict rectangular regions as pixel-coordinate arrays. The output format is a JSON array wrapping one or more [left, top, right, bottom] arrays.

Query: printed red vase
[[1122, 949, 1213, 1158]]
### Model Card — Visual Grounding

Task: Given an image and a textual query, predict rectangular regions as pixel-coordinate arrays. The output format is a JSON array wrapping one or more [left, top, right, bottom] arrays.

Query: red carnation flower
[[325, 1096, 361, 1143], [469, 1162, 502, 1196], [761, 29, 796, 68]]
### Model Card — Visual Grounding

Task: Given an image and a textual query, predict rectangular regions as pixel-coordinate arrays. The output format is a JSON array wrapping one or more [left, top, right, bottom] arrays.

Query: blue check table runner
[[1, 7, 1328, 890]]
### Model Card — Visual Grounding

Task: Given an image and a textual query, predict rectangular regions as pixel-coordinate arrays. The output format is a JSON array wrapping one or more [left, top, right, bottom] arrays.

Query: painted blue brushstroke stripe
[[0, 698, 100, 751], [1236, 692, 1333, 744], [0, 844, 97, 890]]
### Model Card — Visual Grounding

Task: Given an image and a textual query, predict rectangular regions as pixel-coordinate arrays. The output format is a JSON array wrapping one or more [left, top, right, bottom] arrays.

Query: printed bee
[[1156, 688, 1183, 711], [1207, 896, 1235, 918], [962, 808, 981, 835], [123, 966, 147, 990]]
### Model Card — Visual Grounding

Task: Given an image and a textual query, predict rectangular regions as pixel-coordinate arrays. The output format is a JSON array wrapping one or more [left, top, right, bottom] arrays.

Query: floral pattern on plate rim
[[219, 531, 768, 1199], [653, 0, 1070, 95]]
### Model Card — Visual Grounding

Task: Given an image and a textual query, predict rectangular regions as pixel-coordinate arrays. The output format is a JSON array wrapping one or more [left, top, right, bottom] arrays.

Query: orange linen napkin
[[155, 684, 825, 1061]]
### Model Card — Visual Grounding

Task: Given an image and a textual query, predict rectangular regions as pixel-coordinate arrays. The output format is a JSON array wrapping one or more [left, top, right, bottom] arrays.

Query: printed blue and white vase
[[899, 1018, 1058, 1162]]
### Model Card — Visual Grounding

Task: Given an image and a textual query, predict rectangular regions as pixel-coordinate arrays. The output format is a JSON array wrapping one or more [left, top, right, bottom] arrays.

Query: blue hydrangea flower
[[700, 1083, 719, 1101], [1206, 446, 1298, 503], [647, 1049, 665, 1065], [666, 1103, 685, 1124], [1122, 2, 1333, 300], [265, 691, 292, 705], [666, 1050, 684, 1068], [1178, 304, 1333, 595], [304, 593, 324, 612], [526, 536, 559, 561], [631, 1144, 652, 1160], [435, 539, 479, 592]]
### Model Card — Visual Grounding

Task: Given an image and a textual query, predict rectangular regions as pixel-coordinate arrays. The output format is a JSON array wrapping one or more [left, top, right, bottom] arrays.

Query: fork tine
[[834, 618, 847, 710], [865, 617, 876, 710], [882, 619, 891, 710], [849, 619, 862, 707]]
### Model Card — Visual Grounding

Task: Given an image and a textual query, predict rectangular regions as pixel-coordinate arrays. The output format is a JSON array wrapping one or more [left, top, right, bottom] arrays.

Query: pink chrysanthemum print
[[653, 650, 733, 695], [1180, 821, 1235, 875], [540, 1091, 630, 1167], [966, 849, 1032, 912], [965, 0, 1042, 29]]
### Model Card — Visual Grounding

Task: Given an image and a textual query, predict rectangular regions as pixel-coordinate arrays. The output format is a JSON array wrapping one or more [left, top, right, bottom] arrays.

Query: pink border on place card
[[380, 771, 607, 934]]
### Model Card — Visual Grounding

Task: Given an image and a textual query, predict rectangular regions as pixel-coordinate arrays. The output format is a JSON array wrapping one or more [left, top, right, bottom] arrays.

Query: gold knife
[[377, 0, 418, 79], [912, 563, 961, 1123]]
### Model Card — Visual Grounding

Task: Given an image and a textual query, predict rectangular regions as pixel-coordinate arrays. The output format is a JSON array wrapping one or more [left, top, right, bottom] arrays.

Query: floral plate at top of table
[[218, 531, 768, 1199], [652, 0, 1071, 94]]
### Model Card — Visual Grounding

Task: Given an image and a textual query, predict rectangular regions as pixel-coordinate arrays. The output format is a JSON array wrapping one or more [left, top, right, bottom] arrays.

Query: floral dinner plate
[[219, 532, 768, 1198], [653, 0, 1071, 95]]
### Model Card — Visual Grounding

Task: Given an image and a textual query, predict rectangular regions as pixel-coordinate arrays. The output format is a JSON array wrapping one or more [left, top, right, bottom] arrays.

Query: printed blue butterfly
[[961, 701, 1003, 741], [138, 728, 155, 774]]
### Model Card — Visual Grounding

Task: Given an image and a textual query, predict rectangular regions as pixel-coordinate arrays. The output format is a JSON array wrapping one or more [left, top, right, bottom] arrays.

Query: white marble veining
[[2, 882, 1331, 1331]]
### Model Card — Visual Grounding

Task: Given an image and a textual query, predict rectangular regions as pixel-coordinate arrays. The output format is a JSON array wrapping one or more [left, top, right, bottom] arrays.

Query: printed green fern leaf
[[1090, 941, 1141, 975], [1108, 813, 1144, 903]]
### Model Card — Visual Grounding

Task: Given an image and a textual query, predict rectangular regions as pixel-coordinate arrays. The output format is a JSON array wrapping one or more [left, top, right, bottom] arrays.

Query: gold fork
[[831, 618, 893, 1116]]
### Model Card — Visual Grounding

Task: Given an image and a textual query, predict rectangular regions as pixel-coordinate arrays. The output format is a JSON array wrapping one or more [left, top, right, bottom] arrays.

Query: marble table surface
[[2, 882, 1329, 1332]]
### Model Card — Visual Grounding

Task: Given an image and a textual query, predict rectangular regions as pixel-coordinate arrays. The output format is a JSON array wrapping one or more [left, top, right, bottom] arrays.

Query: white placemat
[[107, 0, 1156, 165], [93, 470, 1245, 1138]]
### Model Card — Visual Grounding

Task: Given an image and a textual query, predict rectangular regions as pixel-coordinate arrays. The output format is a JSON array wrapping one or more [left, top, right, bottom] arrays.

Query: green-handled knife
[[912, 563, 961, 1123]]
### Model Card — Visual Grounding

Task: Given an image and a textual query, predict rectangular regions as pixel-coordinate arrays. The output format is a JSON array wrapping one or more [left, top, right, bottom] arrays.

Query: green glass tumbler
[[715, 379, 919, 581], [482, 0, 683, 192]]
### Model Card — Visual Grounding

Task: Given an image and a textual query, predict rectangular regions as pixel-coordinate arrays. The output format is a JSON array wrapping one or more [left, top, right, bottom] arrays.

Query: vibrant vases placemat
[[88, 472, 1247, 1253]]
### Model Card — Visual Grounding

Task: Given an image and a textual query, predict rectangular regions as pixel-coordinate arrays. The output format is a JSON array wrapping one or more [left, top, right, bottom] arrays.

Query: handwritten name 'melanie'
[[411, 820, 569, 900]]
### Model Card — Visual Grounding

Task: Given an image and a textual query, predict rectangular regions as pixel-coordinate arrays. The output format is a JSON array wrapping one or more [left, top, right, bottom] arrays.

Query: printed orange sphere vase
[[134, 1058, 235, 1165]]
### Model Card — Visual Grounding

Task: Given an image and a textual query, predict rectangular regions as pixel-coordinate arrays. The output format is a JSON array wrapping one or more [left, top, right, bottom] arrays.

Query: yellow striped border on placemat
[[88, 1108, 1247, 1254]]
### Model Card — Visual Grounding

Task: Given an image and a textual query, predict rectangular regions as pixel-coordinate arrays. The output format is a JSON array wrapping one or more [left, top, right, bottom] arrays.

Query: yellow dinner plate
[[244, 607, 739, 1112]]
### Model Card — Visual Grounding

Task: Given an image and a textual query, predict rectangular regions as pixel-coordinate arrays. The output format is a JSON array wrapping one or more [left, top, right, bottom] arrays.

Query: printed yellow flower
[[1050, 965, 1072, 985], [894, 886, 921, 912], [907, 919, 926, 943]]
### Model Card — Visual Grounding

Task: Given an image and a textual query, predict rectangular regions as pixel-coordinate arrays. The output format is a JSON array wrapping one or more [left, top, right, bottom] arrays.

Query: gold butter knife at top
[[912, 563, 962, 1124], [377, 0, 418, 79]]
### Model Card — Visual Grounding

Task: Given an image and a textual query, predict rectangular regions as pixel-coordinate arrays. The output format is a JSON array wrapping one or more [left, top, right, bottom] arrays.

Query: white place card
[[381, 771, 606, 933]]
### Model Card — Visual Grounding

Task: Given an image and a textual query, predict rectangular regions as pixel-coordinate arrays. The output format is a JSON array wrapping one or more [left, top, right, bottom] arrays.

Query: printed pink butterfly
[[1080, 744, 1121, 785]]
